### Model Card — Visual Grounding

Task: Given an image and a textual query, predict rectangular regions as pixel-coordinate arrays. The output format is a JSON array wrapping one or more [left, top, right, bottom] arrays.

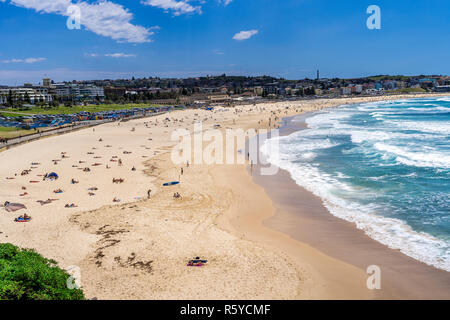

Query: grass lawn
[[0, 126, 34, 139], [0, 103, 161, 117]]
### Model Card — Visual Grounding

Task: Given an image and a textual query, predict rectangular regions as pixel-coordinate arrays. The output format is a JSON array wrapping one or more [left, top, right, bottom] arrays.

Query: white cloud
[[4, 0, 153, 43], [104, 53, 137, 58], [232, 29, 258, 41], [141, 0, 201, 15], [85, 53, 137, 58], [1, 57, 47, 64], [221, 0, 233, 6], [84, 53, 100, 57]]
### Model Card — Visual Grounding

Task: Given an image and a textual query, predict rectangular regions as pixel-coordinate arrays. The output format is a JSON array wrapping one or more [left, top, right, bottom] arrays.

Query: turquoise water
[[262, 97, 450, 271]]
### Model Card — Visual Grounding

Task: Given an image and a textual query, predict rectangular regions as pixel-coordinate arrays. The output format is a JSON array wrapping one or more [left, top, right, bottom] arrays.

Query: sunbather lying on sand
[[65, 203, 78, 208], [113, 197, 121, 203], [187, 257, 208, 267], [53, 189, 63, 194], [71, 178, 79, 184], [37, 199, 58, 205], [15, 214, 31, 222]]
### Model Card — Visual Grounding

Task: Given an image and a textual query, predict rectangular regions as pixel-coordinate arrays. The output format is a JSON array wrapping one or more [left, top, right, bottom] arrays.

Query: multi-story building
[[104, 86, 126, 99], [0, 87, 53, 104], [79, 85, 104, 100], [253, 86, 263, 96], [340, 87, 352, 95], [42, 78, 52, 87], [52, 83, 104, 101]]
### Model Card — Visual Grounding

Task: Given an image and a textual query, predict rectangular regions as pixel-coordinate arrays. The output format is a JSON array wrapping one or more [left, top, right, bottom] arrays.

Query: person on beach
[[147, 189, 152, 198], [173, 192, 182, 199]]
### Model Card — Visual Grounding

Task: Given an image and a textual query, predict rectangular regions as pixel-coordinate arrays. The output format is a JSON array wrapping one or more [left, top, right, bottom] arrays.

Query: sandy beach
[[1, 94, 449, 299]]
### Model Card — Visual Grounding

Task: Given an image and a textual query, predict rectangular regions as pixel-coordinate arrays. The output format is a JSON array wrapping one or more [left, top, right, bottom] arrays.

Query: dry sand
[[0, 94, 448, 299]]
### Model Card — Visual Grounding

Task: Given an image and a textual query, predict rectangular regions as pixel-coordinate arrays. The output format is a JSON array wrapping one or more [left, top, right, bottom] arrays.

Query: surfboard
[[163, 181, 180, 186]]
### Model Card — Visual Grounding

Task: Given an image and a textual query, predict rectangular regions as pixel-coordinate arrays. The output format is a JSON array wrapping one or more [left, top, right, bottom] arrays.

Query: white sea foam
[[373, 143, 450, 168], [261, 99, 450, 271], [261, 137, 450, 271], [387, 120, 450, 135]]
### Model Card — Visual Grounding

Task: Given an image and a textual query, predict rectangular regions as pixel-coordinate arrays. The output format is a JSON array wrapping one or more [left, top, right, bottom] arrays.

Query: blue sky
[[0, 0, 449, 85]]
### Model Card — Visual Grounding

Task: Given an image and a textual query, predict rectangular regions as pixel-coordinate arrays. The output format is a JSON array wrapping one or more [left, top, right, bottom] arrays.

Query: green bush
[[0, 243, 85, 300]]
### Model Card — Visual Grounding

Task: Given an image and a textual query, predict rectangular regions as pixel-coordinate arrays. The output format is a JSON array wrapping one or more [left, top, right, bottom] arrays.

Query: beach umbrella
[[47, 172, 59, 180]]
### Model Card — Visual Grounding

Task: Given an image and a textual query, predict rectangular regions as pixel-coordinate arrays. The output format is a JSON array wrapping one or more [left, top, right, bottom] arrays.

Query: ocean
[[261, 97, 450, 271]]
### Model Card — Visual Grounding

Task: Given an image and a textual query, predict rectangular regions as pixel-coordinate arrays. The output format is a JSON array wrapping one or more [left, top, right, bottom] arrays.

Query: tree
[[0, 243, 85, 300], [7, 90, 14, 106], [24, 92, 31, 104]]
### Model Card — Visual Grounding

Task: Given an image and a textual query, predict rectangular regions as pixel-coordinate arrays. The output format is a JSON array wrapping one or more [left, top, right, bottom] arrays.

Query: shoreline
[[246, 106, 450, 299]]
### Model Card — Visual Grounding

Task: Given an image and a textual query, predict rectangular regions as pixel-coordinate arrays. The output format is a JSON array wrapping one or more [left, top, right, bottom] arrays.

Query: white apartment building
[[0, 87, 53, 104]]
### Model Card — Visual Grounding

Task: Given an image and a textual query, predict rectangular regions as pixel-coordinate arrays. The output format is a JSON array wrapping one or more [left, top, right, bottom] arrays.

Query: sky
[[0, 0, 450, 85]]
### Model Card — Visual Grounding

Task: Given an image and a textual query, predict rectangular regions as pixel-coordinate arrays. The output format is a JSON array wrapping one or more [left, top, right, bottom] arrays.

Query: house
[[208, 94, 231, 102], [434, 85, 450, 92], [340, 87, 352, 95]]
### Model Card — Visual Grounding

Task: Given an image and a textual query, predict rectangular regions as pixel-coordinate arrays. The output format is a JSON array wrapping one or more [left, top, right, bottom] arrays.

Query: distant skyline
[[1, 0, 450, 85]]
